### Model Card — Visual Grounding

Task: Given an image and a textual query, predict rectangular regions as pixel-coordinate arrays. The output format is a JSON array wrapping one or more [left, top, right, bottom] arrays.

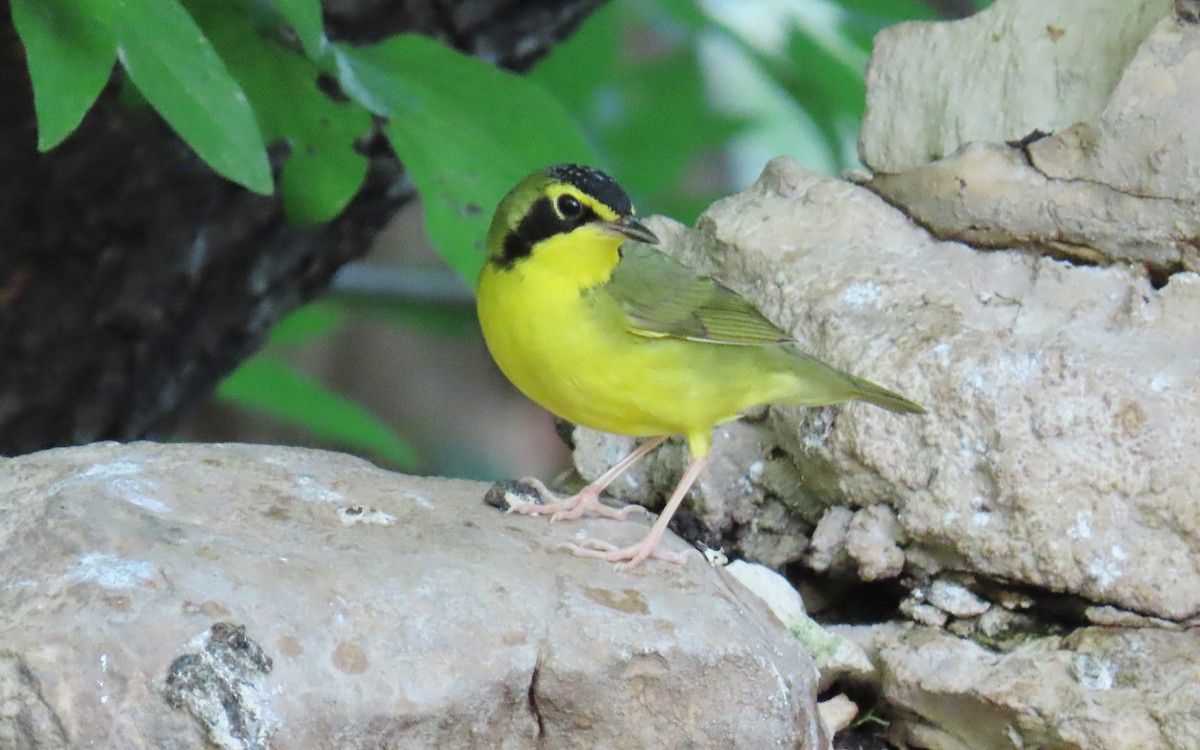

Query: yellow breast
[[477, 233, 659, 435], [476, 235, 801, 456]]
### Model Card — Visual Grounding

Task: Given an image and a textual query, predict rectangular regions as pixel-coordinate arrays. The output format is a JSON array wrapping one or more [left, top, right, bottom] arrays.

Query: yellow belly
[[477, 262, 801, 456]]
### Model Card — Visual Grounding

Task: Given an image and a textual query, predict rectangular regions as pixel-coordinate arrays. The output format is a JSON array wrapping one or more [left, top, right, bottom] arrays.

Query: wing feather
[[601, 242, 790, 345]]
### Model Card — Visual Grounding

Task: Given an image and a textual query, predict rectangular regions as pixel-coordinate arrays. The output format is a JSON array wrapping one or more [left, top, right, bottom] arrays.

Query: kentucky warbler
[[477, 164, 923, 568]]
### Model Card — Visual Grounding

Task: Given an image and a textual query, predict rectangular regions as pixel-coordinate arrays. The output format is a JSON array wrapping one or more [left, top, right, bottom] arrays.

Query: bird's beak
[[600, 216, 659, 245]]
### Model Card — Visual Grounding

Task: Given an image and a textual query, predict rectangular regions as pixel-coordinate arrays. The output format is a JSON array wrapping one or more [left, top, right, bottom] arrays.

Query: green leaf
[[607, 47, 746, 208], [830, 0, 939, 53], [111, 0, 273, 194], [531, 1, 748, 223], [267, 302, 344, 347], [332, 36, 597, 284], [528, 1, 619, 115], [704, 12, 864, 175], [188, 1, 370, 224], [10, 0, 116, 150], [830, 0, 940, 19], [333, 293, 477, 339], [218, 357, 416, 469], [652, 0, 712, 30], [776, 23, 866, 168], [827, 0, 938, 22], [269, 0, 325, 58]]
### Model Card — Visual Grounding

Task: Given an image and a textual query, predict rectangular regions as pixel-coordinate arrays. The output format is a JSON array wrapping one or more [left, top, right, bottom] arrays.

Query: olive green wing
[[600, 242, 927, 415], [602, 241, 791, 345]]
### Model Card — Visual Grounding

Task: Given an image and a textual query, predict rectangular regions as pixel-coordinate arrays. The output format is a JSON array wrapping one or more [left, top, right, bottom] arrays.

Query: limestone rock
[[726, 561, 872, 691], [925, 580, 990, 619], [726, 560, 808, 626], [0, 442, 826, 749], [860, 0, 1172, 174], [1025, 13, 1200, 200], [576, 156, 1200, 621], [863, 3, 1200, 271], [570, 416, 814, 569], [865, 139, 1197, 270], [816, 694, 858, 739], [856, 624, 1200, 750], [805, 506, 855, 575], [898, 598, 948, 630], [844, 505, 905, 582]]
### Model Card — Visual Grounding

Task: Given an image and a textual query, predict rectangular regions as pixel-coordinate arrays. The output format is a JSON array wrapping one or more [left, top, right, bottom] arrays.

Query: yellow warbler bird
[[477, 164, 923, 568]]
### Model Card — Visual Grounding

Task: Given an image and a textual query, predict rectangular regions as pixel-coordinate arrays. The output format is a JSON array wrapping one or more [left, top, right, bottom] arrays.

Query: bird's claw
[[500, 476, 644, 523], [505, 499, 549, 516], [549, 501, 646, 523], [555, 539, 618, 553], [555, 538, 690, 569]]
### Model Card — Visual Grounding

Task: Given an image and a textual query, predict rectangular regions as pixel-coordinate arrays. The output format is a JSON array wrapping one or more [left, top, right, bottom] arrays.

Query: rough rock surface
[[859, 0, 1172, 173], [575, 156, 1200, 621], [863, 2, 1199, 271], [725, 561, 872, 693], [0, 442, 826, 749], [569, 421, 812, 568], [843, 623, 1200, 750]]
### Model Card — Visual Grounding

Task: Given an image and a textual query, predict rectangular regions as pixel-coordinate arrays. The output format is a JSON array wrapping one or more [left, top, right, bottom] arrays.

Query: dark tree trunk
[[0, 0, 604, 455]]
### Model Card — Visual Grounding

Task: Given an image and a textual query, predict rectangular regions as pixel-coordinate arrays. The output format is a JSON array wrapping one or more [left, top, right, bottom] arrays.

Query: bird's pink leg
[[507, 436, 667, 522], [563, 452, 710, 569]]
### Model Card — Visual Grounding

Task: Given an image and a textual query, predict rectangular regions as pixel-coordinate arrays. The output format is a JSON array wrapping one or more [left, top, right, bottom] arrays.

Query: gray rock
[[570, 417, 814, 569], [865, 139, 1197, 271], [805, 506, 854, 575], [815, 693, 858, 739], [862, 625, 1200, 750], [860, 0, 1172, 174], [726, 561, 873, 691], [844, 505, 905, 582], [0, 653, 71, 749], [1084, 605, 1189, 630], [897, 598, 948, 629], [864, 4, 1200, 271], [0, 442, 826, 749], [925, 580, 990, 619], [576, 155, 1200, 621]]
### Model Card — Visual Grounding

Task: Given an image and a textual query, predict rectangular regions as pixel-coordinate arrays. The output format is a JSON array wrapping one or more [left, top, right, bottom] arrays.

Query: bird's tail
[[785, 349, 926, 415], [843, 372, 926, 414]]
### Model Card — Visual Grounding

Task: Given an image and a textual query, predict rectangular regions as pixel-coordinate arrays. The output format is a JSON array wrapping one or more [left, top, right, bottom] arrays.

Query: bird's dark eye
[[557, 194, 583, 218]]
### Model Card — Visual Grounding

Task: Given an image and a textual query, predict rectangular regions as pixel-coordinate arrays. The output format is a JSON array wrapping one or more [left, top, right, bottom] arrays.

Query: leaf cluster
[[11, 0, 598, 470], [12, 0, 595, 282]]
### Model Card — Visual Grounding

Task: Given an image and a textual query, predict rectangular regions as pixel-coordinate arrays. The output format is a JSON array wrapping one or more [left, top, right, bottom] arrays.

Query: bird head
[[484, 164, 658, 279]]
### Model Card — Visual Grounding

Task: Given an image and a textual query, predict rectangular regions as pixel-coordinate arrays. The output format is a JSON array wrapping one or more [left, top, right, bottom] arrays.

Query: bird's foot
[[505, 477, 646, 522], [548, 489, 647, 523], [557, 537, 691, 570]]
